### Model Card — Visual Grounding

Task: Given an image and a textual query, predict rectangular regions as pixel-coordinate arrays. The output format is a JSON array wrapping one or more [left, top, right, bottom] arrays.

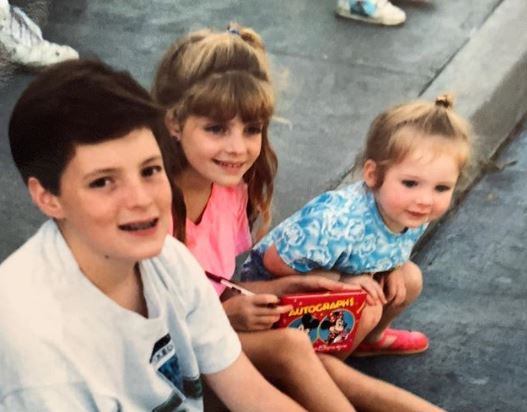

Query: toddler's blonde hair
[[355, 94, 472, 188]]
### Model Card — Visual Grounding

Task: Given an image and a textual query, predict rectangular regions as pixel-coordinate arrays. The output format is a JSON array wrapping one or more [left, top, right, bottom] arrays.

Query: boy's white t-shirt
[[0, 220, 241, 412]]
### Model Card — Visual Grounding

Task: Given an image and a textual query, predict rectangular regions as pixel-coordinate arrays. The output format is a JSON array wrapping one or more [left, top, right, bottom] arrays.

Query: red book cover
[[276, 290, 368, 353]]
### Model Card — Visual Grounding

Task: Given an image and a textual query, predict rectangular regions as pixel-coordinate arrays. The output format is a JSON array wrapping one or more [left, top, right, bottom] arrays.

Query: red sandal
[[353, 328, 429, 357]]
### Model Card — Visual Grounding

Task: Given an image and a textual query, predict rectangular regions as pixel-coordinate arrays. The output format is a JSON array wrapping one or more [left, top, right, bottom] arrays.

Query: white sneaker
[[336, 0, 406, 26], [0, 5, 78, 68]]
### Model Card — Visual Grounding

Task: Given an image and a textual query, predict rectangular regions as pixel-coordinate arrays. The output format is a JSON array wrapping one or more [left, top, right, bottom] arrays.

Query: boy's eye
[[88, 177, 112, 189], [142, 165, 163, 177], [435, 185, 452, 193], [401, 180, 417, 188]]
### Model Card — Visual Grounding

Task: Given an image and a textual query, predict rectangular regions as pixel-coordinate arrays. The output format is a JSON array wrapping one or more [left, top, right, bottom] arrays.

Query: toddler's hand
[[222, 293, 292, 332], [384, 268, 407, 305], [272, 274, 362, 295], [340, 274, 387, 306]]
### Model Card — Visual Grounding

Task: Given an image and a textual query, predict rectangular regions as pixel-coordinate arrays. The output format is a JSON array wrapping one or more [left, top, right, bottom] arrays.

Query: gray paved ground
[[1, 0, 526, 410]]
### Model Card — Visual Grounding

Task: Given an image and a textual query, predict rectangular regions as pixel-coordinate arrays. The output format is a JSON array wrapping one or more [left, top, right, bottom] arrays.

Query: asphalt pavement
[[1, 1, 526, 410]]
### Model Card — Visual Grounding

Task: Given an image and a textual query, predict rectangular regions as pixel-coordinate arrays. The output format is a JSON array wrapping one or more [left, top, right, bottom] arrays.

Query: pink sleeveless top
[[185, 183, 252, 295]]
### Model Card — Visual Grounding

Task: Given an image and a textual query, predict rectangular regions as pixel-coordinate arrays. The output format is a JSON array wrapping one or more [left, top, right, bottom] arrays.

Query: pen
[[204, 271, 255, 296]]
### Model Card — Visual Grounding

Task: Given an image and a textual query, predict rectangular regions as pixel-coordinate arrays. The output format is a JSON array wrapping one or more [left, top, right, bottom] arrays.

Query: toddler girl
[[241, 94, 472, 356]]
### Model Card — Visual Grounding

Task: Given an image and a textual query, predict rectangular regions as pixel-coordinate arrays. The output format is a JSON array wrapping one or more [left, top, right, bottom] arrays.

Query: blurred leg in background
[[0, 0, 78, 68], [335, 0, 406, 26]]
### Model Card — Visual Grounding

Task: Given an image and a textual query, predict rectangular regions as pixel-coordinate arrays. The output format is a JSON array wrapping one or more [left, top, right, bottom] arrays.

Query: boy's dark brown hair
[[9, 59, 186, 240]]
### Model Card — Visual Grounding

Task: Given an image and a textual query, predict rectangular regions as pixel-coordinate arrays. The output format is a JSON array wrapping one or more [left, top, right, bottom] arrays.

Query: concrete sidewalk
[[1, 0, 526, 410]]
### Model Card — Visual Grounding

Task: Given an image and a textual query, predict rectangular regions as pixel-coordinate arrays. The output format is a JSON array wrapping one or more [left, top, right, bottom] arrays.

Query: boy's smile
[[365, 139, 460, 233], [49, 128, 172, 268], [118, 217, 159, 235]]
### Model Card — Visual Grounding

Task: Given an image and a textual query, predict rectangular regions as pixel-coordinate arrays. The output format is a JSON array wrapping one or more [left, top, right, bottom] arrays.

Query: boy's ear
[[164, 111, 181, 141], [363, 159, 378, 188], [27, 177, 65, 219]]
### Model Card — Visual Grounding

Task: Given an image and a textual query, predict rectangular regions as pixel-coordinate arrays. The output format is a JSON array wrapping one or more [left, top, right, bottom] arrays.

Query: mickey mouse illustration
[[298, 313, 320, 335]]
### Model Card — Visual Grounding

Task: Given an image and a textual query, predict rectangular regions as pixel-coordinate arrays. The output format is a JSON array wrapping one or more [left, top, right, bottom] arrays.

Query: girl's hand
[[340, 274, 387, 306], [384, 268, 407, 306], [222, 294, 292, 332]]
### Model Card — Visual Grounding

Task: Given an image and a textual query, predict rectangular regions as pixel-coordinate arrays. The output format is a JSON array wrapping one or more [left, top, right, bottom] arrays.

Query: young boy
[[0, 59, 303, 412]]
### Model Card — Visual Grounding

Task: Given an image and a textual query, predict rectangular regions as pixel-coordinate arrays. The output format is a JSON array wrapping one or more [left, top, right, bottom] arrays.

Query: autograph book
[[276, 290, 367, 353]]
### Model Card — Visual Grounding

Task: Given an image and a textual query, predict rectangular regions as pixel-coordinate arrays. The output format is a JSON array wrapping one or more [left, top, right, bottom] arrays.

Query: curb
[[334, 0, 527, 249], [339, 0, 527, 193], [421, 0, 527, 192]]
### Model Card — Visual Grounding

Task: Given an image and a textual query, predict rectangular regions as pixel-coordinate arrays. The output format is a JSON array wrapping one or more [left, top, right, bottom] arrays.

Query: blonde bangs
[[184, 71, 274, 123], [387, 126, 471, 171]]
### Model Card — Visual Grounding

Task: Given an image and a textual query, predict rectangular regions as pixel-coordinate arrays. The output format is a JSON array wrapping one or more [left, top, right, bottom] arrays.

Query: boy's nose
[[124, 181, 152, 208]]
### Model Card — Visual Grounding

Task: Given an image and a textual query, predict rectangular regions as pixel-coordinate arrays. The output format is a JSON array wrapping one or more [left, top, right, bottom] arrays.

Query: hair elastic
[[227, 26, 240, 36], [435, 95, 453, 109]]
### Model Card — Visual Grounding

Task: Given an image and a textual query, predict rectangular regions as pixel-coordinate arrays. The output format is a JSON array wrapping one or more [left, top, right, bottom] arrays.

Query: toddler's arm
[[262, 243, 298, 277], [240, 274, 360, 297], [262, 245, 342, 281]]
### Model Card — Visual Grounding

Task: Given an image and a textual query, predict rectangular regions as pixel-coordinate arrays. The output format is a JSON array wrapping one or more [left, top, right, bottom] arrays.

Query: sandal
[[353, 328, 429, 357]]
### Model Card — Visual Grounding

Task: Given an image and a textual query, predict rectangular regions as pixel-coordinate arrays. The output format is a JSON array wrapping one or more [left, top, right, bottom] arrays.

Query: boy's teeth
[[121, 219, 156, 231]]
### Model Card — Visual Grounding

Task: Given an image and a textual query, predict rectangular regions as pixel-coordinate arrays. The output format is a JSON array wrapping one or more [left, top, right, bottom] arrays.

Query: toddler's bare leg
[[366, 261, 423, 342], [330, 302, 383, 361]]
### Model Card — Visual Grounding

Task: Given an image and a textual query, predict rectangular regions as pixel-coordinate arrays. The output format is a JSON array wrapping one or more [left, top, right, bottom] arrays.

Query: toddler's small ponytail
[[435, 94, 454, 109]]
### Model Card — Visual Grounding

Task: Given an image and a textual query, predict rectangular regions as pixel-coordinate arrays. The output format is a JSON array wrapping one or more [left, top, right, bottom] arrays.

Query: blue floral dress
[[241, 181, 427, 281]]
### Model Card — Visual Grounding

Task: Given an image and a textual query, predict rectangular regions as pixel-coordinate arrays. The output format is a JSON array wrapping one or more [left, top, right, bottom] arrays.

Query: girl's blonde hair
[[152, 23, 277, 241], [355, 94, 472, 188]]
